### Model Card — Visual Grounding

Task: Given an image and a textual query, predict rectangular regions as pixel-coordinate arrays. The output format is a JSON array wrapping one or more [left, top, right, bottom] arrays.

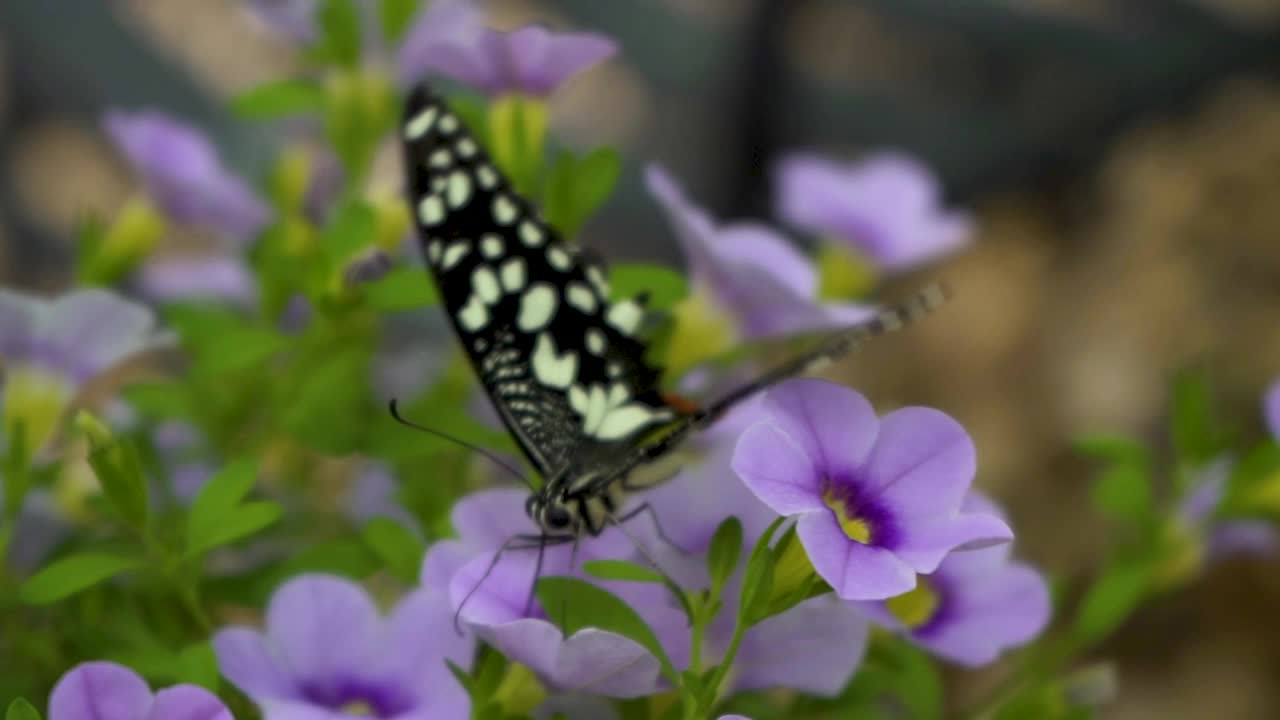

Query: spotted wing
[[401, 84, 684, 478]]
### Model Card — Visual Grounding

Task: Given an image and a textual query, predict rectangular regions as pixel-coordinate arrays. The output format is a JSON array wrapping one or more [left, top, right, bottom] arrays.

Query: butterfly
[[400, 83, 949, 545]]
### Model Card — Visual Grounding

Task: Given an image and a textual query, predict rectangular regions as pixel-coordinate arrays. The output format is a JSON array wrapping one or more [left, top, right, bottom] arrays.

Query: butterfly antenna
[[523, 534, 549, 619], [388, 399, 533, 489]]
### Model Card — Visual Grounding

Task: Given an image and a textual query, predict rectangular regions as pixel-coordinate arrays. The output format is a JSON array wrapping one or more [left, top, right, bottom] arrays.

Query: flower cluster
[[8, 2, 1278, 720]]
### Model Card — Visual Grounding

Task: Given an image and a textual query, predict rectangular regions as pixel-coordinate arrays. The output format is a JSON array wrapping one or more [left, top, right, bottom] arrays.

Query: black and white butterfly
[[400, 83, 948, 545]]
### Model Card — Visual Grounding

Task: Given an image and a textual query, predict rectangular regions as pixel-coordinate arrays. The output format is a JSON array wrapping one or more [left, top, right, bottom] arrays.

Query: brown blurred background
[[3, 1, 1280, 717]]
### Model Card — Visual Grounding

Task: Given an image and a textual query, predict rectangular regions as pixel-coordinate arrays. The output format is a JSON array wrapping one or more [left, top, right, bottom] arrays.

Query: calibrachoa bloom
[[774, 152, 972, 272], [246, 0, 322, 44], [1265, 380, 1280, 440], [645, 165, 874, 343], [859, 494, 1051, 667], [134, 255, 258, 305], [401, 21, 617, 97], [0, 288, 168, 456], [104, 110, 269, 242], [213, 574, 472, 719], [49, 661, 232, 720], [437, 489, 680, 697], [1179, 457, 1279, 560], [732, 379, 1012, 600]]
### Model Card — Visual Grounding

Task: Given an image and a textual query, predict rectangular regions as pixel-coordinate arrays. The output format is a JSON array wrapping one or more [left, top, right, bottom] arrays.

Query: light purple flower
[[1180, 457, 1279, 560], [246, 0, 321, 44], [104, 110, 270, 242], [858, 493, 1050, 666], [775, 152, 972, 272], [348, 462, 418, 529], [645, 165, 874, 339], [732, 379, 1012, 600], [1265, 381, 1280, 441], [49, 661, 231, 720], [214, 574, 472, 719], [134, 255, 258, 305], [400, 19, 617, 97], [434, 489, 677, 697]]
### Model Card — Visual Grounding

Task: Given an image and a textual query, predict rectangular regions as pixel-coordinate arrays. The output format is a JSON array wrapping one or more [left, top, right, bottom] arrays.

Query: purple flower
[[433, 489, 678, 697], [0, 288, 170, 455], [858, 494, 1050, 666], [1265, 380, 1280, 441], [246, 0, 321, 44], [347, 462, 418, 529], [645, 165, 874, 340], [104, 110, 270, 242], [134, 255, 258, 305], [1180, 457, 1279, 560], [48, 661, 232, 720], [214, 574, 472, 719], [775, 152, 972, 272], [732, 379, 1012, 600], [400, 18, 617, 97]]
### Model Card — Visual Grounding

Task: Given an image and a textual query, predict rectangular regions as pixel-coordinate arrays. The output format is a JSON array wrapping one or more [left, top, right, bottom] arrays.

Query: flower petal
[[733, 595, 869, 695], [135, 256, 258, 305], [0, 289, 41, 360], [862, 407, 976, 518], [732, 422, 824, 516], [1209, 520, 1280, 559], [381, 589, 475, 698], [451, 487, 536, 550], [264, 574, 384, 687], [211, 628, 300, 702], [1266, 381, 1280, 441], [43, 289, 163, 381], [505, 27, 618, 95], [762, 379, 880, 475], [917, 561, 1051, 667], [48, 661, 153, 720], [145, 685, 233, 720], [892, 511, 1013, 573], [396, 0, 488, 87], [798, 513, 916, 600]]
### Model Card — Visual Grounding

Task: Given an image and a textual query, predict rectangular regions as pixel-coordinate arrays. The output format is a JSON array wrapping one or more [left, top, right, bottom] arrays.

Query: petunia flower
[[246, 0, 322, 44], [1178, 456, 1279, 561], [858, 494, 1050, 667], [48, 661, 232, 720], [0, 288, 169, 457], [400, 20, 617, 97], [645, 165, 874, 352], [732, 379, 1012, 601], [1265, 380, 1280, 441], [774, 152, 972, 273], [104, 110, 270, 242], [434, 488, 680, 697], [134, 255, 258, 305], [214, 573, 472, 719]]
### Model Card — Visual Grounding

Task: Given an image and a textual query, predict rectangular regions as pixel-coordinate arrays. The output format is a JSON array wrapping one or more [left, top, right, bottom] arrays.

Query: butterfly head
[[525, 486, 578, 537]]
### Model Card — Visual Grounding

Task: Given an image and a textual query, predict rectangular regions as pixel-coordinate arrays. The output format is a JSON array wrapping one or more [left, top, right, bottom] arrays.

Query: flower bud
[[81, 198, 165, 285]]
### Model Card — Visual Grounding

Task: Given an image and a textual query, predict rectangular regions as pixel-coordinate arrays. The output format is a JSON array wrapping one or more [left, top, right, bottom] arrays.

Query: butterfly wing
[[401, 84, 684, 478]]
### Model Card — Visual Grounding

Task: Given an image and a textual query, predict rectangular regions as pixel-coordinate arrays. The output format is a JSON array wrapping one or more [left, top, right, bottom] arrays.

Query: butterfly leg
[[454, 532, 564, 635]]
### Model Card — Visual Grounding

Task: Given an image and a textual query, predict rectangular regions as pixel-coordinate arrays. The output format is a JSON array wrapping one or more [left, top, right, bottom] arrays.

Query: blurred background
[[2, 1, 1280, 717]]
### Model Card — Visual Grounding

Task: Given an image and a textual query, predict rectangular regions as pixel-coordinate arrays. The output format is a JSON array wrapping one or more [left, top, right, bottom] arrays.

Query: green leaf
[[543, 153, 577, 236], [232, 79, 326, 119], [20, 552, 142, 605], [187, 459, 258, 553], [536, 576, 677, 684], [542, 148, 622, 238], [1170, 368, 1229, 470], [739, 517, 786, 626], [609, 264, 688, 311], [706, 516, 743, 591], [187, 501, 282, 557], [379, 0, 420, 42], [317, 0, 362, 67], [362, 517, 425, 584], [2, 420, 31, 522], [1091, 463, 1152, 525], [324, 201, 378, 262], [176, 643, 220, 691], [583, 559, 666, 585], [121, 381, 191, 417], [280, 348, 372, 454], [84, 436, 149, 529], [1073, 558, 1150, 643], [363, 266, 439, 312], [1073, 433, 1148, 465], [5, 699, 40, 720]]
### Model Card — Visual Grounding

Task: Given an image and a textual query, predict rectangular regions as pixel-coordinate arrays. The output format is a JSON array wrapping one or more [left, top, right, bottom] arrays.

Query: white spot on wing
[[447, 171, 472, 209], [472, 265, 500, 304], [547, 247, 571, 271], [567, 283, 597, 314], [430, 149, 452, 169], [427, 240, 442, 264], [606, 300, 644, 335], [481, 234, 503, 258], [500, 257, 526, 292], [477, 165, 499, 190], [493, 194, 518, 225], [443, 242, 469, 269], [418, 194, 445, 226], [532, 333, 577, 389], [405, 106, 438, 139], [595, 405, 668, 440], [587, 266, 609, 296], [458, 295, 488, 331], [439, 114, 459, 133], [519, 220, 544, 247], [456, 138, 478, 158], [586, 328, 606, 355], [517, 283, 558, 332]]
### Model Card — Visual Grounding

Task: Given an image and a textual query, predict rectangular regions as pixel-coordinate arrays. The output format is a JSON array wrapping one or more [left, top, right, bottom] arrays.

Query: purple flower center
[[893, 574, 956, 638], [299, 678, 415, 718], [821, 476, 898, 547]]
